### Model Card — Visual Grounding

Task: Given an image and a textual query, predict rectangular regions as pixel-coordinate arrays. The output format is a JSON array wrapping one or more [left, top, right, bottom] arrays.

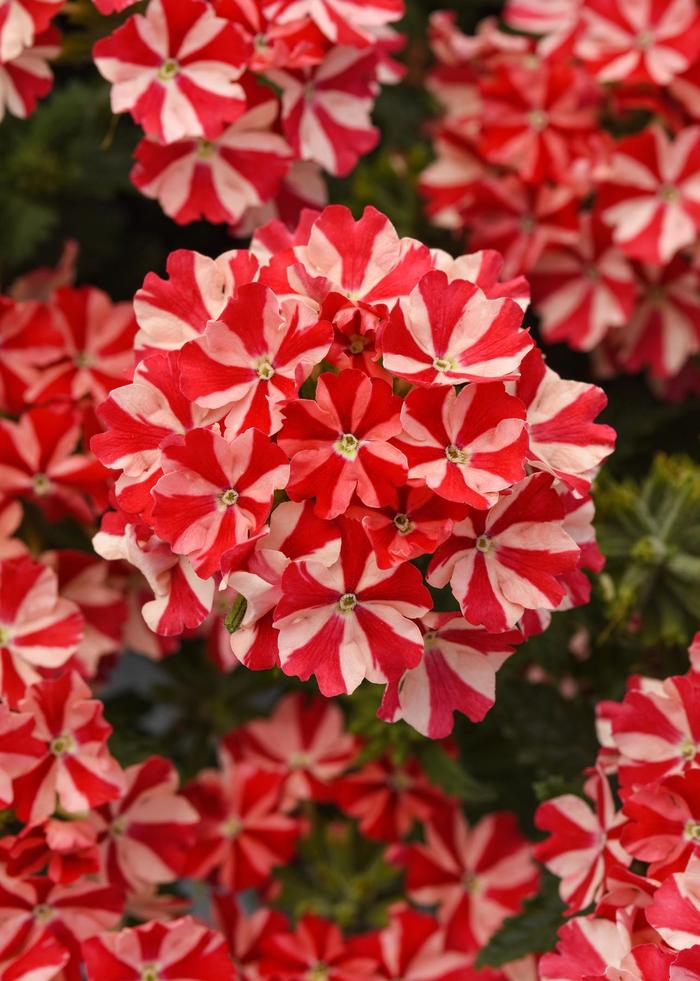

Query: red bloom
[[621, 768, 700, 879], [25, 287, 136, 405], [277, 369, 407, 519]]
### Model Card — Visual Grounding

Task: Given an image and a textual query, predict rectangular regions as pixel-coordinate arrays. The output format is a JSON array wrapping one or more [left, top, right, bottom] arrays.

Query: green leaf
[[476, 871, 566, 967], [415, 742, 495, 804]]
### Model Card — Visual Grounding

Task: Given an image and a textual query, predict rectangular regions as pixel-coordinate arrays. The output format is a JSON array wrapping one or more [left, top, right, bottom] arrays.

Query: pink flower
[[395, 382, 528, 507], [380, 270, 532, 386], [277, 369, 407, 519], [539, 914, 632, 980], [224, 692, 357, 806], [93, 0, 251, 144], [610, 673, 700, 789], [0, 870, 123, 978], [598, 127, 700, 265], [0, 556, 83, 707], [184, 758, 302, 891], [83, 917, 236, 980], [257, 913, 378, 980], [8, 671, 123, 824], [0, 297, 62, 415], [1, 817, 99, 885], [576, 0, 700, 86], [132, 80, 292, 226], [535, 767, 631, 915], [379, 613, 521, 738], [428, 473, 580, 632], [212, 896, 288, 981], [274, 517, 431, 695], [179, 282, 332, 436], [391, 806, 539, 952], [133, 247, 259, 351], [151, 426, 289, 578], [92, 755, 198, 894]]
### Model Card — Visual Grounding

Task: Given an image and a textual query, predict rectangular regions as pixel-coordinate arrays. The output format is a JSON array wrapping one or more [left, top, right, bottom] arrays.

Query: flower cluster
[[0, 0, 62, 120], [535, 632, 700, 978], [91, 0, 405, 229], [0, 665, 540, 978], [89, 203, 615, 736], [423, 0, 700, 382]]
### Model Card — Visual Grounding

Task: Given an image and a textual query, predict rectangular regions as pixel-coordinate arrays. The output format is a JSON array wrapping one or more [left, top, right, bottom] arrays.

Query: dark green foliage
[[477, 871, 567, 967]]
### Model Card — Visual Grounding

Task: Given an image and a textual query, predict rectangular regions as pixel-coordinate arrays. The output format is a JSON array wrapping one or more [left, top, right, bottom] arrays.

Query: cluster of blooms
[[90, 0, 405, 230], [0, 0, 62, 120], [0, 666, 543, 978], [422, 0, 700, 383], [84, 203, 616, 736], [534, 632, 700, 978]]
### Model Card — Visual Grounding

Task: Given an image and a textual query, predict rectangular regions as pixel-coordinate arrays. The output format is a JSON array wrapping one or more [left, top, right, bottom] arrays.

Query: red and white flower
[[576, 0, 700, 86], [9, 671, 123, 824], [277, 369, 407, 520], [646, 854, 700, 951], [597, 127, 700, 265], [131, 82, 292, 226], [93, 0, 251, 144], [133, 248, 259, 351], [93, 755, 198, 894], [262, 0, 404, 48], [395, 383, 528, 507], [82, 917, 236, 980], [0, 404, 109, 524], [0, 556, 83, 707], [534, 766, 631, 914], [0, 27, 58, 121], [184, 758, 302, 891], [0, 0, 61, 62], [268, 47, 380, 177], [529, 216, 638, 352], [179, 283, 332, 436], [151, 426, 289, 579], [257, 914, 377, 980], [428, 473, 580, 632], [391, 805, 539, 953], [24, 287, 135, 406], [224, 692, 357, 806], [621, 768, 700, 879], [274, 517, 432, 695], [380, 270, 532, 386], [539, 914, 632, 980], [379, 614, 521, 738], [510, 346, 616, 495]]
